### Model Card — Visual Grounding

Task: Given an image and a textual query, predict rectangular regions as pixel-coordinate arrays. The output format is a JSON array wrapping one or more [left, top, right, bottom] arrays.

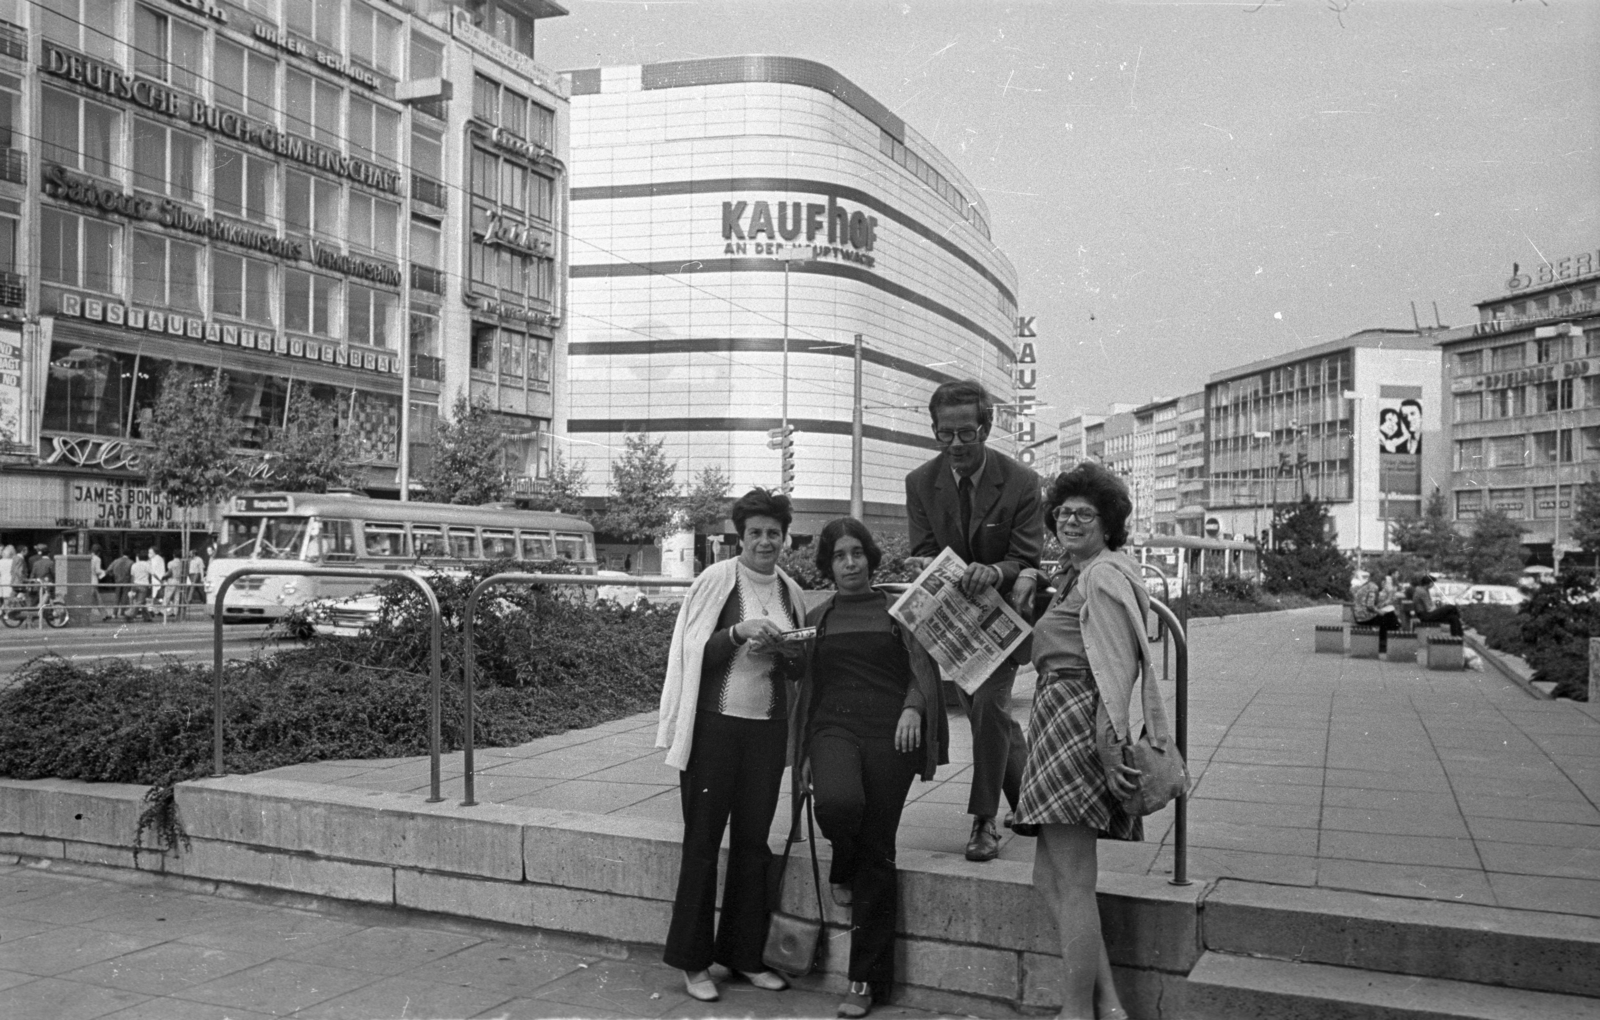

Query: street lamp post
[[851, 333, 864, 521], [1343, 390, 1364, 571], [771, 247, 812, 485], [1251, 430, 1271, 545]]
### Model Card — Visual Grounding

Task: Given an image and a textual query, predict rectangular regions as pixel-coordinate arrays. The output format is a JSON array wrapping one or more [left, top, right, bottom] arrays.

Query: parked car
[[1461, 584, 1525, 607], [1431, 579, 1472, 605]]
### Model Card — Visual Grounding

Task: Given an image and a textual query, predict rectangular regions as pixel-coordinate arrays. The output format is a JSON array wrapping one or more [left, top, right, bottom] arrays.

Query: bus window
[[519, 531, 555, 561], [364, 523, 409, 558], [258, 517, 310, 560], [220, 518, 262, 558], [449, 527, 481, 559], [555, 532, 588, 562], [412, 526, 446, 558], [482, 529, 516, 558], [317, 519, 357, 562]]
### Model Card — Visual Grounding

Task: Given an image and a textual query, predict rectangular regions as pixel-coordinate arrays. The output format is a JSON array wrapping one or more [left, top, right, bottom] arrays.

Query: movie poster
[[1377, 385, 1423, 511]]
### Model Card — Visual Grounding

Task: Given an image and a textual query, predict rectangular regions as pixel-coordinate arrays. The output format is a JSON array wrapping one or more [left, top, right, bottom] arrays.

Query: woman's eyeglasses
[[1053, 506, 1100, 525], [934, 427, 982, 445]]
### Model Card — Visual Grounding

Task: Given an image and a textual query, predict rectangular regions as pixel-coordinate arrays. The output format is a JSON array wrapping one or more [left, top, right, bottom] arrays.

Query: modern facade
[[1204, 329, 1442, 555], [561, 56, 1021, 538], [1437, 248, 1600, 564], [1051, 412, 1104, 478], [0, 0, 571, 558], [1174, 390, 1207, 536], [1134, 396, 1181, 537]]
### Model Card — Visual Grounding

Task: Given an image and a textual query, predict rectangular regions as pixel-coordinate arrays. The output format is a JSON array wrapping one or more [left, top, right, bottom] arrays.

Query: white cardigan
[[655, 557, 808, 771]]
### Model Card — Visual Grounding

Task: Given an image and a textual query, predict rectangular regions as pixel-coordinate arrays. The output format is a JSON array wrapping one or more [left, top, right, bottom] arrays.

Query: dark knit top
[[808, 590, 915, 738]]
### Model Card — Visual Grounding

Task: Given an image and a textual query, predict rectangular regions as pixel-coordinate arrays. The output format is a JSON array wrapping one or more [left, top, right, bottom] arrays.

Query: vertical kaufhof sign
[[1014, 316, 1038, 464], [721, 196, 879, 268]]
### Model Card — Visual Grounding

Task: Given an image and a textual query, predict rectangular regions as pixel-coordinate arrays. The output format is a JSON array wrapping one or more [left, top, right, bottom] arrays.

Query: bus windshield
[[220, 518, 262, 558], [257, 517, 311, 560]]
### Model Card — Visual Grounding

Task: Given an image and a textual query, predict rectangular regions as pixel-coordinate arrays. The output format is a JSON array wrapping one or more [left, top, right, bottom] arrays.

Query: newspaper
[[887, 548, 1032, 694]]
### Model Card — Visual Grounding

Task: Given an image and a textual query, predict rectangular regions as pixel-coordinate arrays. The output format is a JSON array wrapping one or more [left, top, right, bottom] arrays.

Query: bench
[[1426, 636, 1465, 670], [1385, 630, 1419, 663], [1348, 626, 1381, 658], [1314, 625, 1345, 653]]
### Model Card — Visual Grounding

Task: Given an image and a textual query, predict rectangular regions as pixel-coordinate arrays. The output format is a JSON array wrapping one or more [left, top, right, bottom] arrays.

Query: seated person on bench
[[1352, 573, 1401, 653], [1410, 575, 1463, 637]]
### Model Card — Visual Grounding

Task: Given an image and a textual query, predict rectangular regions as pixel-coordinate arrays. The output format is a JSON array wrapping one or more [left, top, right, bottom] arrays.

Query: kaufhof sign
[[721, 196, 879, 268]]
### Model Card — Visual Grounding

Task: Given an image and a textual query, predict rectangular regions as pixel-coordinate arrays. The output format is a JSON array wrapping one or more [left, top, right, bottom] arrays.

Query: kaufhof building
[[561, 57, 1023, 541], [0, 0, 571, 558]]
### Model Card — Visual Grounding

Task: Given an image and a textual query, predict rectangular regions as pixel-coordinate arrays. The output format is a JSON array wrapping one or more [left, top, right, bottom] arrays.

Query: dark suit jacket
[[905, 448, 1043, 593]]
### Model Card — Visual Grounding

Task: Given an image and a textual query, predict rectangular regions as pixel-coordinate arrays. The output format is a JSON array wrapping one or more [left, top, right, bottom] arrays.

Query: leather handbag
[[762, 790, 825, 977], [1116, 575, 1191, 817]]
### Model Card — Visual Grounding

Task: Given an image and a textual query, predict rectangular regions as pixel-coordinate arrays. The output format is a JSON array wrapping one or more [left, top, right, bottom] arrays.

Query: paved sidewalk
[[264, 607, 1600, 915], [0, 861, 946, 1019]]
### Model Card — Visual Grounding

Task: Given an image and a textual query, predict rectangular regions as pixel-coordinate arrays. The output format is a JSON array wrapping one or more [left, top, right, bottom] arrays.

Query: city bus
[[210, 491, 597, 623]]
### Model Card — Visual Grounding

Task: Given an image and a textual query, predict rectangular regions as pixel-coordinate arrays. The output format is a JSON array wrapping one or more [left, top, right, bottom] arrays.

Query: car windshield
[[257, 517, 311, 560]]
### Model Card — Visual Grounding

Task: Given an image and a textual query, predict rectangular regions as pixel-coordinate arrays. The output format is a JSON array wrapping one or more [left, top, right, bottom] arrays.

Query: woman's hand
[[734, 617, 786, 652], [894, 708, 922, 753], [1097, 742, 1141, 799]]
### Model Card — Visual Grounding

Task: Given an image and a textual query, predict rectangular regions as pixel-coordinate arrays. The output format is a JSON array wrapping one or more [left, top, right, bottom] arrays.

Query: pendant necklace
[[745, 567, 776, 618]]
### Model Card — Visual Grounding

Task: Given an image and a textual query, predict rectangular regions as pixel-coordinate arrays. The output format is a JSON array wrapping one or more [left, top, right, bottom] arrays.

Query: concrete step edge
[[1203, 879, 1600, 999], [1186, 951, 1600, 1020]]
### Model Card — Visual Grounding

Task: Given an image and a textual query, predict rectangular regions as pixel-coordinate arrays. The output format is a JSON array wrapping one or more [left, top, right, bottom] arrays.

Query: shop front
[[0, 468, 210, 560]]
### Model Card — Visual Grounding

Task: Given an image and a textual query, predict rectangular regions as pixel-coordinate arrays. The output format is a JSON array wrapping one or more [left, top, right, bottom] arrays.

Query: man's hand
[[958, 561, 1002, 599], [894, 708, 922, 753], [1009, 573, 1039, 621], [903, 556, 932, 574]]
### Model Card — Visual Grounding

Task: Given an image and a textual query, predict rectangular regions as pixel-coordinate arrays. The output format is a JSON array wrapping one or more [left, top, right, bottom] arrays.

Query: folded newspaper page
[[887, 548, 1032, 694]]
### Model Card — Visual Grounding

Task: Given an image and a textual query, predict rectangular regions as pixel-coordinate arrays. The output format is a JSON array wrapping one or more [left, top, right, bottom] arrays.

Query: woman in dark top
[[794, 518, 945, 1018], [656, 489, 808, 1002]]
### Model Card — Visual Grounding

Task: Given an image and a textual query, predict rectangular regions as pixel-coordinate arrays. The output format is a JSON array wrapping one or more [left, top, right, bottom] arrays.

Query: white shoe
[[683, 970, 718, 1002]]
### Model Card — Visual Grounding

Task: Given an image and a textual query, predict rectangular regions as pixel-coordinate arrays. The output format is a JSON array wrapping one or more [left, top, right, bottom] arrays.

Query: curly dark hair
[[813, 517, 882, 580], [730, 487, 793, 537], [1045, 462, 1133, 551]]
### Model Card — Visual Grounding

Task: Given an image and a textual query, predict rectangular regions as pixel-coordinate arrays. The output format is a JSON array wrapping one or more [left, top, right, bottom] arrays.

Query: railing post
[[1148, 598, 1191, 887]]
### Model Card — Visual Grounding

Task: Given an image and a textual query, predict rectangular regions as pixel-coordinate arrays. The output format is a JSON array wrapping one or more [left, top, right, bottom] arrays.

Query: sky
[[538, 0, 1600, 430]]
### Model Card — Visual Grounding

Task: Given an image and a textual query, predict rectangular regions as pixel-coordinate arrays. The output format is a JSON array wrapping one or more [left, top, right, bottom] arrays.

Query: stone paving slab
[[255, 606, 1600, 916]]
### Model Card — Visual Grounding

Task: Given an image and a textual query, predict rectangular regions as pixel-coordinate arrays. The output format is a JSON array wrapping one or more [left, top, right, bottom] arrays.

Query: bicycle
[[1, 586, 71, 629]]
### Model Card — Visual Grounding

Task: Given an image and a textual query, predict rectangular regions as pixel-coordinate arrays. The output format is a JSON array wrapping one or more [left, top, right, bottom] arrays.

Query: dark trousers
[[663, 711, 788, 974], [1416, 605, 1464, 637], [810, 726, 918, 988], [956, 661, 1026, 817], [1362, 610, 1401, 651]]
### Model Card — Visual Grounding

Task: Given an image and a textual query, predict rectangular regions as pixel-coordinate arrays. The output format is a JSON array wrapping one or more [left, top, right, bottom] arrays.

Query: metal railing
[[210, 566, 445, 800], [1146, 596, 1191, 887], [459, 572, 692, 806]]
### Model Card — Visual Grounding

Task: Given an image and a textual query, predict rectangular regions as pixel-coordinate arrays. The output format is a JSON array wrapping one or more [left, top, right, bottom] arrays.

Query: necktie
[[958, 475, 973, 545]]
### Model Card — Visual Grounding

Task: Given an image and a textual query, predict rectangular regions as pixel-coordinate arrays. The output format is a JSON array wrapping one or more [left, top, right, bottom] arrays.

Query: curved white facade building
[[561, 57, 1020, 535]]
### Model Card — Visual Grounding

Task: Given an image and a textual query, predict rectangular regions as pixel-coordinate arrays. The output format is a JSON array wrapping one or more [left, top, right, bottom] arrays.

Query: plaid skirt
[[1014, 669, 1142, 840]]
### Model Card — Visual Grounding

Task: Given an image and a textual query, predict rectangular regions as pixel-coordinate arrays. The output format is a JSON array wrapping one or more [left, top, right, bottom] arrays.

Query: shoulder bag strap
[[1122, 572, 1171, 748], [803, 790, 825, 925]]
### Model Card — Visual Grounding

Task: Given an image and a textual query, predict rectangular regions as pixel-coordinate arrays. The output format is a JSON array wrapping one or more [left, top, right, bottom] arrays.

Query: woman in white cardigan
[[657, 488, 809, 1003]]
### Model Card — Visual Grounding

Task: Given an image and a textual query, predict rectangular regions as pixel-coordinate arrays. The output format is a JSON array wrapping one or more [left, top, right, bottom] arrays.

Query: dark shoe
[[965, 816, 1000, 862], [1005, 811, 1041, 838], [838, 980, 872, 1018]]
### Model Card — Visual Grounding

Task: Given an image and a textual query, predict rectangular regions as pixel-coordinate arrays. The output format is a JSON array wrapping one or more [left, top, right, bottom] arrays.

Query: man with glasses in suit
[[904, 380, 1043, 861]]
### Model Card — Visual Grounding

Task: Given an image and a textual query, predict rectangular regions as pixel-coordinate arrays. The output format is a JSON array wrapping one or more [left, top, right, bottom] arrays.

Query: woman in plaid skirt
[[1012, 463, 1148, 1020]]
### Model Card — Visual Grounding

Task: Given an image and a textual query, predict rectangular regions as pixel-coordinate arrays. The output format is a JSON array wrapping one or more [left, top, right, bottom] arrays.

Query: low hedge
[[0, 563, 680, 850], [1461, 590, 1592, 701]]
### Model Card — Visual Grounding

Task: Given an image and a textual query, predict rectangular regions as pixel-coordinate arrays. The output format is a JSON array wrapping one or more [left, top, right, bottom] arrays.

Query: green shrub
[[1461, 584, 1594, 701], [1459, 604, 1526, 657], [0, 562, 681, 850]]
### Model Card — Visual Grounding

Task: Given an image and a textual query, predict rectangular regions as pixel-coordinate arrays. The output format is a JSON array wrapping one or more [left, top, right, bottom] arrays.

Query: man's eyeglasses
[[934, 427, 982, 445], [1053, 506, 1100, 525]]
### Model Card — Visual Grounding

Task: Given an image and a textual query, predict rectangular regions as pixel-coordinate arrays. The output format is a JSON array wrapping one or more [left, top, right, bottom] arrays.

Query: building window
[[41, 87, 120, 180], [412, 123, 443, 179], [39, 0, 120, 63], [285, 0, 340, 50], [473, 74, 499, 123], [348, 95, 400, 165], [1536, 378, 1575, 412], [1491, 343, 1525, 371], [285, 68, 342, 146], [0, 199, 18, 277], [134, 5, 204, 93], [499, 328, 524, 379], [1455, 489, 1482, 521], [42, 344, 138, 438], [530, 173, 555, 221], [1452, 392, 1482, 423], [1533, 429, 1574, 464], [214, 146, 275, 223], [1586, 376, 1600, 409], [214, 38, 277, 123], [348, 3, 400, 76], [347, 284, 399, 348], [283, 170, 341, 237], [1536, 337, 1573, 364], [347, 193, 399, 254], [1487, 387, 1523, 419], [283, 269, 339, 337], [474, 0, 534, 57], [470, 323, 496, 372], [410, 30, 444, 80], [132, 231, 202, 310], [1488, 488, 1526, 519], [133, 119, 202, 201], [40, 209, 121, 294], [1489, 435, 1525, 468], [409, 310, 441, 380], [212, 251, 275, 326], [1455, 350, 1482, 376], [533, 337, 552, 385], [1454, 439, 1483, 471]]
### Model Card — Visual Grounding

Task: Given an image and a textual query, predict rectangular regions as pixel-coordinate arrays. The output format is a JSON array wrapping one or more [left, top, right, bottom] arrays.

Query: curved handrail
[[1146, 596, 1190, 887], [460, 572, 693, 807], [211, 566, 444, 801]]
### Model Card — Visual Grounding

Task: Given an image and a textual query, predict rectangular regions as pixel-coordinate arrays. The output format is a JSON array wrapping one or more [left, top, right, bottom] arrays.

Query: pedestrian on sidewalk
[[89, 544, 108, 617], [656, 488, 807, 1004], [129, 555, 151, 621], [107, 551, 133, 620], [902, 379, 1042, 862], [1353, 572, 1401, 652], [1411, 575, 1464, 637], [793, 517, 946, 1018], [1011, 463, 1148, 1020], [0, 545, 14, 601]]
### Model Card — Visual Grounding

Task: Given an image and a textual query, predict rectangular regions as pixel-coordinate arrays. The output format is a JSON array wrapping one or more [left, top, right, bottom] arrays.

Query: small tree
[[416, 396, 509, 505], [602, 432, 680, 563], [260, 389, 361, 494], [1464, 507, 1526, 585], [141, 367, 248, 574], [681, 465, 732, 532], [1390, 489, 1465, 575], [523, 448, 589, 515], [1260, 495, 1351, 598]]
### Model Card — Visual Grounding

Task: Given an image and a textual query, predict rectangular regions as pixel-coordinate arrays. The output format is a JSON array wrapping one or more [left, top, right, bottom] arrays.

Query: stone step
[[1204, 880, 1600, 998], [1186, 952, 1600, 1020]]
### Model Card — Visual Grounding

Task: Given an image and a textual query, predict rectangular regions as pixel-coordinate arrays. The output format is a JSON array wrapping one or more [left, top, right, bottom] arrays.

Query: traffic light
[[768, 424, 797, 493]]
